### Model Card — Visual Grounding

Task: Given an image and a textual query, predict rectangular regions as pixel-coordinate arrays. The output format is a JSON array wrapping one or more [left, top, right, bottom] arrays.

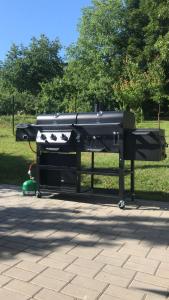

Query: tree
[[63, 0, 169, 115], [2, 35, 64, 95], [141, 0, 169, 117], [62, 0, 149, 111], [113, 57, 147, 111], [63, 0, 127, 111]]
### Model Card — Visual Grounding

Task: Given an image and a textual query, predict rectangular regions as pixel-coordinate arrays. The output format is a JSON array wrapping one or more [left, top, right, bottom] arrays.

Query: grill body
[[16, 111, 167, 206], [16, 111, 136, 152]]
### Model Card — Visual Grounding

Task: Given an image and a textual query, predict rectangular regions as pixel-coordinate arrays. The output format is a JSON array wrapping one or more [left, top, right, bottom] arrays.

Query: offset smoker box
[[125, 128, 167, 161]]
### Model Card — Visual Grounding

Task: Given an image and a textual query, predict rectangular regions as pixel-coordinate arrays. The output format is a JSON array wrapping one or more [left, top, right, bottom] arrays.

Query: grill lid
[[36, 111, 135, 129], [37, 113, 77, 125], [77, 111, 135, 129]]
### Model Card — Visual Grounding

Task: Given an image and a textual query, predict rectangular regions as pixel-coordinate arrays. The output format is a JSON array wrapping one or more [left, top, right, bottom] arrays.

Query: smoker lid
[[77, 111, 135, 129]]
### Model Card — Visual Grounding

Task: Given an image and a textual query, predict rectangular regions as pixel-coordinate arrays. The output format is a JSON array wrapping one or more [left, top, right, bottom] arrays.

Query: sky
[[0, 0, 92, 61]]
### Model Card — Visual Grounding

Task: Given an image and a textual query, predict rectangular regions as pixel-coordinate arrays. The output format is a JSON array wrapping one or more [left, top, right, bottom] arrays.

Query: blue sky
[[0, 0, 92, 61]]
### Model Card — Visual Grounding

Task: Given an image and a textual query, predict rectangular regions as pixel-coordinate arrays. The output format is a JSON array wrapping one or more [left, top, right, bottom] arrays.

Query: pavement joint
[[28, 286, 44, 299], [62, 257, 79, 272], [145, 245, 153, 258], [58, 273, 77, 294], [96, 283, 110, 300], [93, 263, 107, 279], [92, 248, 104, 261], [0, 277, 13, 288], [27, 265, 49, 283], [121, 254, 131, 268], [153, 260, 162, 276], [126, 270, 137, 288], [116, 242, 126, 252]]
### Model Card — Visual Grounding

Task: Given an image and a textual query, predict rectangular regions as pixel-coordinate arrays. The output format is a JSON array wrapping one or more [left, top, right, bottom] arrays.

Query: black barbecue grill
[[16, 111, 167, 208]]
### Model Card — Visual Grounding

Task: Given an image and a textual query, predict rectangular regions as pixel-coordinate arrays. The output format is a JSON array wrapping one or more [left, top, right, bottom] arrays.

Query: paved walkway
[[0, 186, 169, 300]]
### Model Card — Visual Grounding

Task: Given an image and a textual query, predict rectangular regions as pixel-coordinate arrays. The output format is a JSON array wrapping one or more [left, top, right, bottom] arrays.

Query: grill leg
[[118, 157, 125, 209], [77, 151, 81, 193], [91, 152, 94, 190], [36, 145, 41, 197], [131, 160, 135, 201]]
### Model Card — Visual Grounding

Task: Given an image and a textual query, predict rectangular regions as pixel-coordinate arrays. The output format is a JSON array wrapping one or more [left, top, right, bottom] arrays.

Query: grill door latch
[[113, 131, 119, 144]]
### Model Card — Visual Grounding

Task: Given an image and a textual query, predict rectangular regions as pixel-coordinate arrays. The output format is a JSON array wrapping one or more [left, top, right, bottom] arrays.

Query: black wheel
[[118, 200, 125, 209], [36, 191, 42, 198]]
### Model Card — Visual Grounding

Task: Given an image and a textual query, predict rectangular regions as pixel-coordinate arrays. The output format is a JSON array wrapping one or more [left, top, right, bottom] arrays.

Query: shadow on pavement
[[0, 198, 169, 259]]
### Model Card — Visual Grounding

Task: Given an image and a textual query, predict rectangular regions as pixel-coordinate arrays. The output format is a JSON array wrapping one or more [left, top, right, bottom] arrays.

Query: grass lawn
[[0, 115, 169, 201]]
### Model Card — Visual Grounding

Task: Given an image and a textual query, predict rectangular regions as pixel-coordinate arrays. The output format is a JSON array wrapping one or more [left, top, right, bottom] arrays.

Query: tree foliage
[[2, 35, 63, 95], [56, 0, 169, 115], [113, 57, 147, 110]]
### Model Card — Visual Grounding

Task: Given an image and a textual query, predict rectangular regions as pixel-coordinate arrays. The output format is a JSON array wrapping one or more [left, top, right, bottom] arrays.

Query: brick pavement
[[0, 185, 169, 299]]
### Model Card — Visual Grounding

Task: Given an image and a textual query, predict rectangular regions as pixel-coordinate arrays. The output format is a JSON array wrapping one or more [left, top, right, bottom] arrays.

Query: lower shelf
[[39, 184, 77, 193], [78, 167, 131, 176], [38, 186, 128, 197]]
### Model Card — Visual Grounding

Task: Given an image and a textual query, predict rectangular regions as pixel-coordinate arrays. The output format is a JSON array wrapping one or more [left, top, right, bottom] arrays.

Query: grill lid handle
[[85, 147, 105, 152], [132, 131, 151, 135]]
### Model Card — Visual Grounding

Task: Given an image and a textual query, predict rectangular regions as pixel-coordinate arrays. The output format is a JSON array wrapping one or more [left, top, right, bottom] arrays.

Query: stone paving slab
[[0, 185, 169, 299]]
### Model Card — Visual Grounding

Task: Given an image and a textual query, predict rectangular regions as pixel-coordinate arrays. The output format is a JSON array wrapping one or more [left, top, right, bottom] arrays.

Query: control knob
[[50, 134, 57, 141], [41, 134, 47, 140], [61, 134, 68, 141]]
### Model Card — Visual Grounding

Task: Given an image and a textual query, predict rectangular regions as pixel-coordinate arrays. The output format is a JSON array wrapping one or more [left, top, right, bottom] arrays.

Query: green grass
[[0, 115, 36, 185], [0, 116, 169, 201]]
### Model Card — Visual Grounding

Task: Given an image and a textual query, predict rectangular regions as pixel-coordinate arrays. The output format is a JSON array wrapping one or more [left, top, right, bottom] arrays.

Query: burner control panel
[[36, 131, 71, 144]]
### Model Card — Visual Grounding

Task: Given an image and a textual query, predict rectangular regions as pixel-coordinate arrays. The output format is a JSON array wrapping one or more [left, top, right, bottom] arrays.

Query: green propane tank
[[22, 178, 37, 196]]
